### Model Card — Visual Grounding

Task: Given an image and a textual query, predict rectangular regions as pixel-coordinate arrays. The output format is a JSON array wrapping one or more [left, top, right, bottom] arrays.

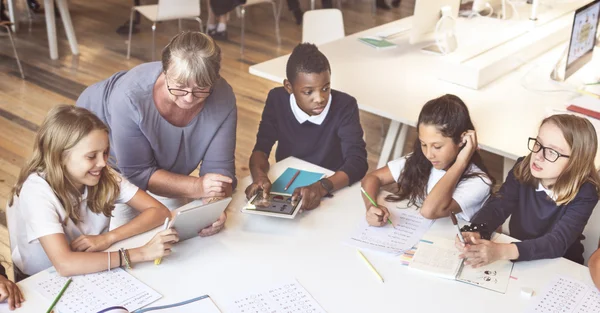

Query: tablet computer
[[242, 192, 302, 219], [170, 197, 231, 241]]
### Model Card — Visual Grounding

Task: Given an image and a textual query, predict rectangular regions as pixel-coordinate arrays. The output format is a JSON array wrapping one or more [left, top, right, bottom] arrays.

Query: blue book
[[270, 168, 325, 195]]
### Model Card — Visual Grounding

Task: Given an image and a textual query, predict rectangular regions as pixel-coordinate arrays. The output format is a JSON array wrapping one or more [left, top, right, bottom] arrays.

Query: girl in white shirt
[[361, 94, 493, 225], [7, 105, 176, 278]]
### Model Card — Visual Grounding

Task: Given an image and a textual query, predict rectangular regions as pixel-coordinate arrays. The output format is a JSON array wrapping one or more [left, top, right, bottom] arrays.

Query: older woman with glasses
[[76, 31, 236, 236]]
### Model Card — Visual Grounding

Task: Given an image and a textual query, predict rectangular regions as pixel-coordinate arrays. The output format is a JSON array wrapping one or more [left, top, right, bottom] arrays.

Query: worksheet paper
[[32, 267, 161, 313], [526, 276, 600, 313], [346, 205, 434, 255], [228, 280, 327, 313]]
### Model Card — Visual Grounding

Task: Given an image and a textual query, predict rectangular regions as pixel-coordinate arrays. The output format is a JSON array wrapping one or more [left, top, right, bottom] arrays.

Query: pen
[[46, 278, 72, 313], [357, 250, 384, 283], [154, 217, 170, 265], [284, 169, 301, 191], [360, 187, 392, 225], [450, 212, 465, 244]]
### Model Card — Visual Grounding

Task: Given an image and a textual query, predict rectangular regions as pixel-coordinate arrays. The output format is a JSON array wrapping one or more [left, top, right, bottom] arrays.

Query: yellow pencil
[[357, 250, 384, 283], [154, 217, 170, 265]]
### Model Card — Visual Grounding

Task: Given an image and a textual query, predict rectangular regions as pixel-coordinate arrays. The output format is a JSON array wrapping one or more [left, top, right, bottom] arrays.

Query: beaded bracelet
[[120, 248, 132, 269], [459, 223, 492, 240]]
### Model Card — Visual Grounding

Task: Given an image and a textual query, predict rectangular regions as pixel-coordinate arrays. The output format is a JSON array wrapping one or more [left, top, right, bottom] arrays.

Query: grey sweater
[[76, 62, 237, 190]]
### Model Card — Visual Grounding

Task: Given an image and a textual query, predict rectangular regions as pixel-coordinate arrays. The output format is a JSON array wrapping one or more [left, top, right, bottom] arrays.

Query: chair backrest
[[302, 9, 345, 46], [583, 182, 600, 265], [157, 0, 201, 20]]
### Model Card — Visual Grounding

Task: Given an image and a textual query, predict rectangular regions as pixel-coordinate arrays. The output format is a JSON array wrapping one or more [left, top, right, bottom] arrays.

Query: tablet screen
[[566, 1, 600, 67], [250, 193, 299, 215]]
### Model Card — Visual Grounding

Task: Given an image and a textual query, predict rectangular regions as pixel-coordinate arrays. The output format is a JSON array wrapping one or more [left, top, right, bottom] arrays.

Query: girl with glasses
[[457, 114, 600, 266]]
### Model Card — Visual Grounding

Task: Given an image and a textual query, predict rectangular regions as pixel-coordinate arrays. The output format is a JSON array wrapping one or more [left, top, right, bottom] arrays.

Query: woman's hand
[[0, 275, 24, 310], [140, 228, 179, 261], [71, 233, 115, 252], [366, 205, 390, 227], [198, 212, 227, 237], [196, 174, 233, 198]]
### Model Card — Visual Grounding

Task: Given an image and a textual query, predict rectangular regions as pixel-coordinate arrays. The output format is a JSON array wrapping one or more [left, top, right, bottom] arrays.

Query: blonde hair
[[514, 114, 600, 205], [9, 105, 120, 224], [161, 31, 221, 88]]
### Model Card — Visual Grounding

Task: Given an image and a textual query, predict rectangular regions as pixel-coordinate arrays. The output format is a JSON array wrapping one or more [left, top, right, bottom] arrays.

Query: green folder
[[358, 37, 397, 50]]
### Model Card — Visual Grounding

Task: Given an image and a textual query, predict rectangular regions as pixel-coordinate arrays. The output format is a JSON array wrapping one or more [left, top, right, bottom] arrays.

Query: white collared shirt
[[289, 93, 332, 125], [536, 183, 557, 201]]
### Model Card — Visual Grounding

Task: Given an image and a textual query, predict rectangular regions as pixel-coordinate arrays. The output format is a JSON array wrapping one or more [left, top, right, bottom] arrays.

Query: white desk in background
[[6, 0, 79, 60], [13, 157, 594, 312], [249, 2, 600, 179]]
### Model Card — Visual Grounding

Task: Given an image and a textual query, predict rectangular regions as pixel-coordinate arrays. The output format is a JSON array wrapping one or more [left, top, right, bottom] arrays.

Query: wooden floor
[[0, 0, 503, 223]]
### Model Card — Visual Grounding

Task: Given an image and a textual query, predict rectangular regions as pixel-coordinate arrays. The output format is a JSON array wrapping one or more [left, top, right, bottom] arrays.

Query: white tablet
[[242, 192, 302, 219], [170, 197, 231, 241]]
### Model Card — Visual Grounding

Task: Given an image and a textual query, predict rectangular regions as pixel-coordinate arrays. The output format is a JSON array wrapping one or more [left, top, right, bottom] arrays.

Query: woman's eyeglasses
[[165, 73, 212, 98]]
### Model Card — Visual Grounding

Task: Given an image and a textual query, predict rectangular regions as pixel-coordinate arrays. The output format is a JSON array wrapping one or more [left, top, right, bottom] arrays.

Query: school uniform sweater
[[253, 87, 368, 185], [472, 158, 599, 264]]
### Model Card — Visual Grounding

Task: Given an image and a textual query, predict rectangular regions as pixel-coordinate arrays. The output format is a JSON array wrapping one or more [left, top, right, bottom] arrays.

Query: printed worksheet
[[526, 276, 600, 313], [32, 267, 161, 313], [346, 205, 434, 255], [228, 280, 327, 313]]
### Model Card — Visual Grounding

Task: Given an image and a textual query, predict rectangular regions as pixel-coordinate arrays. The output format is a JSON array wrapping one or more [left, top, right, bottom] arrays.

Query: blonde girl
[[8, 105, 176, 278]]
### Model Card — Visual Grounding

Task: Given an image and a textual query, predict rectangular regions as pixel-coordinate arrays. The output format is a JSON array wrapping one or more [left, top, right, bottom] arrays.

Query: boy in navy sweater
[[245, 43, 368, 211]]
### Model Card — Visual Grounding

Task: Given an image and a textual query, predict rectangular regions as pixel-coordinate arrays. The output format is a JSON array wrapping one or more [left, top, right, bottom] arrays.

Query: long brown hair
[[386, 94, 493, 206], [9, 105, 120, 224], [514, 114, 600, 204]]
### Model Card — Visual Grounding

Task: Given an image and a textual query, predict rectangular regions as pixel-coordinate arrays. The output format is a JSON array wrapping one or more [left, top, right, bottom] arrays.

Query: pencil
[[357, 250, 384, 283], [154, 217, 170, 265], [360, 187, 392, 225], [284, 170, 301, 191], [45, 278, 72, 313], [450, 213, 465, 244]]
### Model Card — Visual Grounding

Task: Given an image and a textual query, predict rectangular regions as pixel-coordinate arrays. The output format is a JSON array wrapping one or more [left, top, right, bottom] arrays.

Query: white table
[[7, 0, 79, 60], [249, 5, 600, 179], [12, 157, 595, 312]]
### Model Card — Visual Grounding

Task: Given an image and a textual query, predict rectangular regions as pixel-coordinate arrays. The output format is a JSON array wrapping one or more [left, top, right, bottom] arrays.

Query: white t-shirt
[[7, 172, 138, 276], [387, 156, 491, 221]]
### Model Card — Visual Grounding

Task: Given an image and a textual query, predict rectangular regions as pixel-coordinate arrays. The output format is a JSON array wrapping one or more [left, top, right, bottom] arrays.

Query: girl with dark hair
[[361, 94, 493, 225]]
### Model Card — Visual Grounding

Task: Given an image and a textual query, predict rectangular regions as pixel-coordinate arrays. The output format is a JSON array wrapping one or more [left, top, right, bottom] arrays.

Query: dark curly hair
[[286, 43, 331, 84]]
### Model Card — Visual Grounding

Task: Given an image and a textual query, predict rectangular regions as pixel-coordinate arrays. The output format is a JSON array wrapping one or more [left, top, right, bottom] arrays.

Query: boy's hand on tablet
[[0, 275, 24, 310], [245, 176, 272, 200], [366, 205, 390, 227], [71, 233, 114, 252], [291, 183, 326, 211], [198, 212, 227, 237], [143, 228, 179, 261]]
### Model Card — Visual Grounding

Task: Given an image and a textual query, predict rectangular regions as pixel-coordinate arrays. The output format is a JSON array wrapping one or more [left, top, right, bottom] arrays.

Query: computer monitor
[[564, 0, 600, 79], [410, 0, 461, 44]]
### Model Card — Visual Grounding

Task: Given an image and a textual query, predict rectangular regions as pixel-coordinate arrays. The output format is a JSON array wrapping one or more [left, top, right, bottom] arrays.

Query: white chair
[[583, 179, 600, 265], [302, 9, 344, 45], [238, 0, 281, 55], [310, 0, 342, 10], [127, 0, 203, 60], [1, 21, 25, 79]]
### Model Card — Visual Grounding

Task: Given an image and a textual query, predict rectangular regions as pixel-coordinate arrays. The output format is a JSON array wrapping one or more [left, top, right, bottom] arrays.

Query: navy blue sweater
[[472, 158, 599, 264], [253, 87, 368, 185]]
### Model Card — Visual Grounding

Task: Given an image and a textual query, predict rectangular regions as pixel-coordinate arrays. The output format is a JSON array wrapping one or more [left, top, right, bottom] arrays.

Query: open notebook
[[408, 235, 514, 294]]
